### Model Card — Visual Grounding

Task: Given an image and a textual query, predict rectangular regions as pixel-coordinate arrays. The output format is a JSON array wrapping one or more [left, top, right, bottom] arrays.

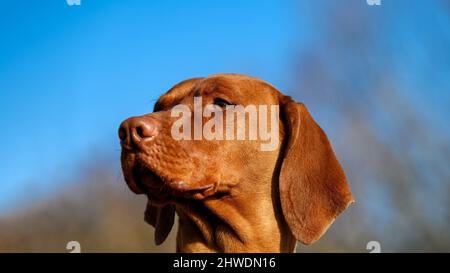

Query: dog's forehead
[[155, 74, 281, 111], [154, 77, 203, 111], [196, 75, 280, 104]]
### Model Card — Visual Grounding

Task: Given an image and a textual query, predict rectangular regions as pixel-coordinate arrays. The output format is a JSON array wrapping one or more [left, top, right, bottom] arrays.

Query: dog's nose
[[119, 116, 159, 146]]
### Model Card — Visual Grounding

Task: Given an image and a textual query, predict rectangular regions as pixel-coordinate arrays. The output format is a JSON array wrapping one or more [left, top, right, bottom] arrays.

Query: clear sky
[[0, 0, 301, 212], [0, 0, 449, 213]]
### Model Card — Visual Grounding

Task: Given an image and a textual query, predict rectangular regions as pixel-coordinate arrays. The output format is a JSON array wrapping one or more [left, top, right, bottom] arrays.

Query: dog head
[[119, 74, 354, 246]]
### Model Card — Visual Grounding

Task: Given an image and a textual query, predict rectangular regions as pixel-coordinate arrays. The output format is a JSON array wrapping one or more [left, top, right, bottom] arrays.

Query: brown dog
[[119, 74, 354, 253]]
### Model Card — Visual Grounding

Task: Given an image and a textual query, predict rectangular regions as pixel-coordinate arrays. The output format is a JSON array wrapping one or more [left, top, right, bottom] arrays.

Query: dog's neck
[[174, 185, 296, 253]]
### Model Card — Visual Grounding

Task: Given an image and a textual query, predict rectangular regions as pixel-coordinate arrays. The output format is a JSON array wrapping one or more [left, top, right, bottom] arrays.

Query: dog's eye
[[213, 98, 233, 108]]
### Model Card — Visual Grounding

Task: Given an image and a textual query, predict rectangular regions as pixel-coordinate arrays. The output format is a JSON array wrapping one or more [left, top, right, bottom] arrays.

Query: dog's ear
[[144, 202, 175, 245], [279, 96, 354, 245]]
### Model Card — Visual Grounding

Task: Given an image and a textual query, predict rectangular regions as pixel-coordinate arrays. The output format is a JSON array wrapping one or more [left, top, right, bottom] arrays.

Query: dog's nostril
[[118, 127, 127, 142], [134, 123, 154, 140], [136, 126, 145, 139], [132, 120, 157, 141], [121, 117, 158, 145]]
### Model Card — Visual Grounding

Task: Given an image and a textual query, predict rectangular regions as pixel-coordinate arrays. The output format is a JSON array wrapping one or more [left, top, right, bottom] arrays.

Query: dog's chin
[[123, 159, 217, 205], [125, 161, 171, 206]]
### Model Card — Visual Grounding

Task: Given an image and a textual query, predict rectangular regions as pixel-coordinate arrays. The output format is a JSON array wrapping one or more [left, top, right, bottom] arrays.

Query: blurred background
[[0, 0, 449, 252]]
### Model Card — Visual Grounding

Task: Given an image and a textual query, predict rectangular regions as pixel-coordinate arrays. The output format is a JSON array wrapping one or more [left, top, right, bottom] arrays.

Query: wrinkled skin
[[119, 74, 354, 252]]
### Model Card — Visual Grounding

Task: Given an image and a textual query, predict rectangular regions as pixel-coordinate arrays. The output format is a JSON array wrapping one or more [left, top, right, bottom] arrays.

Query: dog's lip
[[135, 158, 216, 193], [129, 164, 174, 205], [126, 156, 218, 199], [131, 162, 163, 190], [125, 168, 146, 195], [168, 181, 214, 192]]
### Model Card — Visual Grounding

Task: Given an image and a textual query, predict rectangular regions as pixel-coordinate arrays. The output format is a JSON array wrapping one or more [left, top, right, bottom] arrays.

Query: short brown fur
[[119, 74, 354, 253]]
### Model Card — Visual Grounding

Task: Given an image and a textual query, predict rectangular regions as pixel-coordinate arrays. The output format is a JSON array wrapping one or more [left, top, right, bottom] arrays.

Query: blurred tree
[[0, 159, 177, 252], [293, 0, 450, 252], [1, 0, 449, 253]]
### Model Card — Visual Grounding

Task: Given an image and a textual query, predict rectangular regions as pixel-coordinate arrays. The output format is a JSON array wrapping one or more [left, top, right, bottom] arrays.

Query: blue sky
[[0, 0, 301, 212], [0, 0, 449, 214]]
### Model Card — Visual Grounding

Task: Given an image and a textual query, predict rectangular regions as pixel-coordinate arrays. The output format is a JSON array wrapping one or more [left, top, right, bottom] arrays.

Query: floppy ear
[[279, 97, 354, 245], [144, 202, 175, 245]]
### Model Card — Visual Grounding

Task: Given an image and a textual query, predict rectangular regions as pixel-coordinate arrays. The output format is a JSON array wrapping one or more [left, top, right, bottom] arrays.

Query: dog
[[119, 74, 354, 253]]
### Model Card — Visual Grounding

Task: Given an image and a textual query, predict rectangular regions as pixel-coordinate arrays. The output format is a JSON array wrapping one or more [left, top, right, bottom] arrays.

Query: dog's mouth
[[123, 155, 217, 206]]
